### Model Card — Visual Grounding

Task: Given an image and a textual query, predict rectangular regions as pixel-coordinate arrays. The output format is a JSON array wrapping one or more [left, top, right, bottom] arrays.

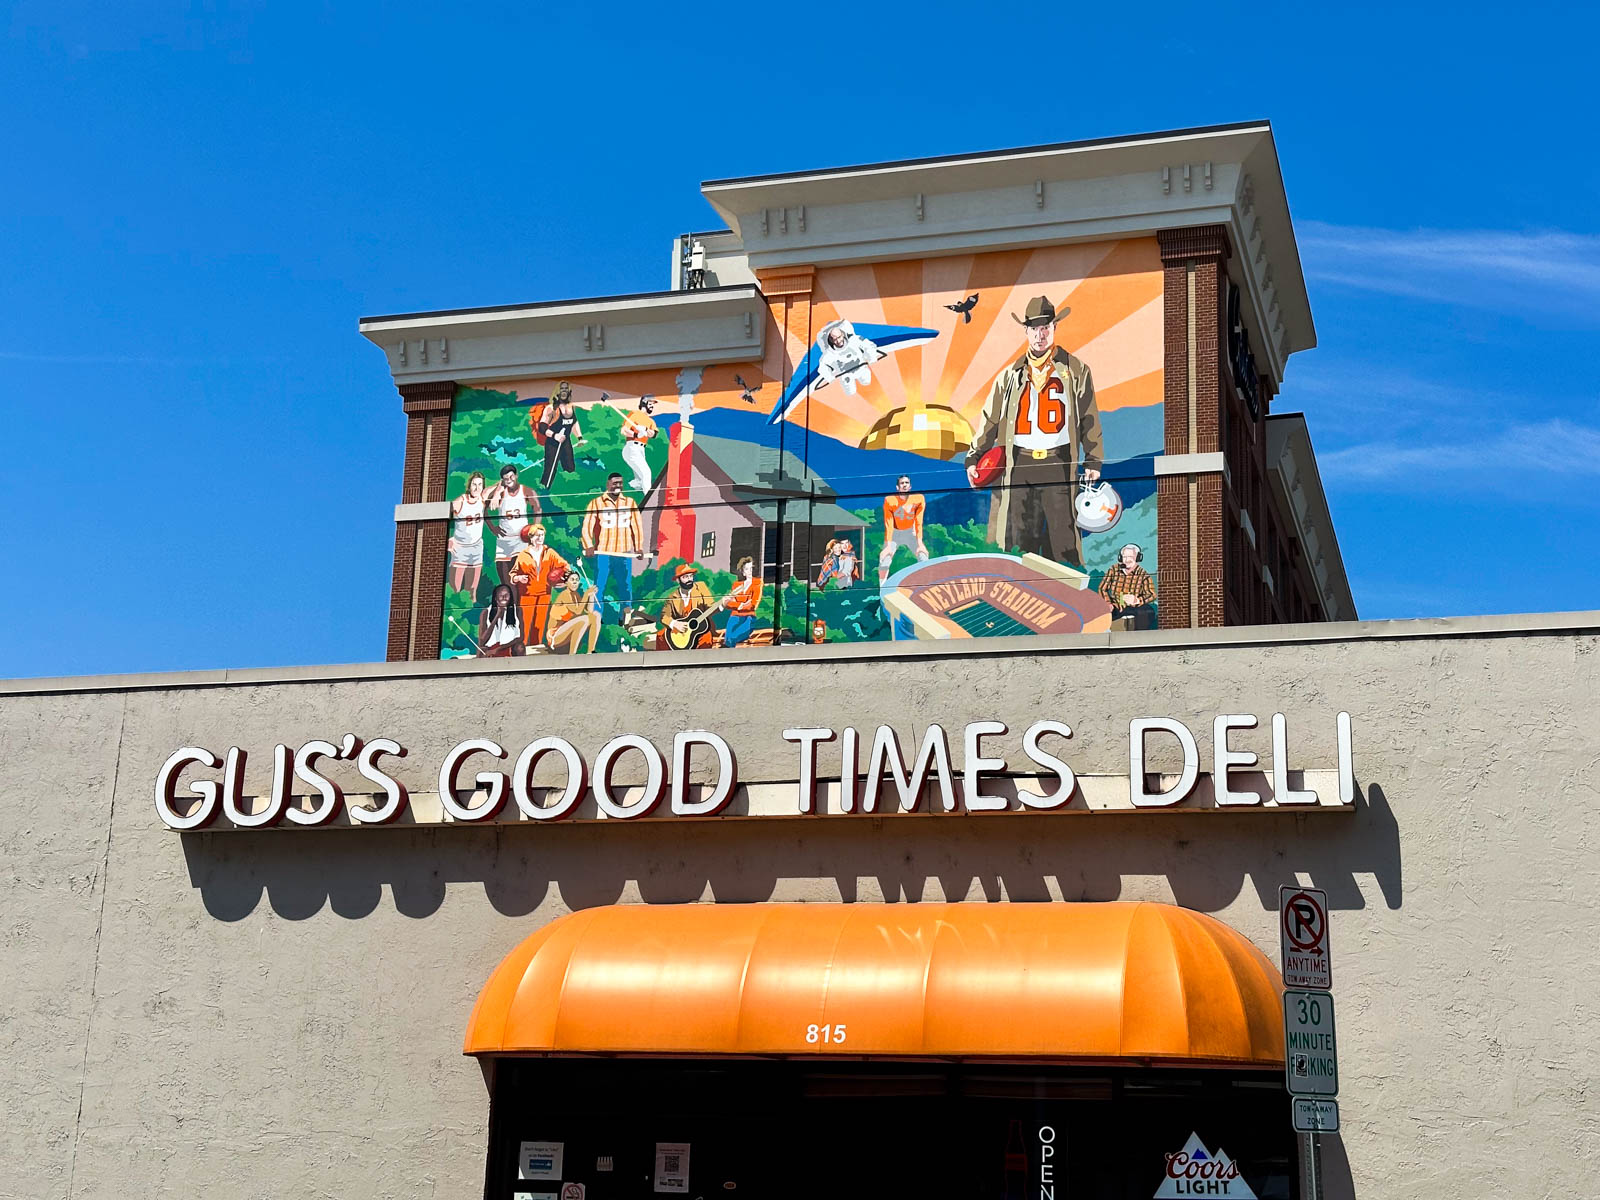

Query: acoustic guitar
[[662, 605, 718, 651]]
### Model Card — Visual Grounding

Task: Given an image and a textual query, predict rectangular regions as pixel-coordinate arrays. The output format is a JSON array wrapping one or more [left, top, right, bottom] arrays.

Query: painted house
[[639, 428, 867, 580]]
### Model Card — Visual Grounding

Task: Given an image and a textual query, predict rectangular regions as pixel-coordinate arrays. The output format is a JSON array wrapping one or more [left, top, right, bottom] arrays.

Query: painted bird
[[944, 293, 980, 323], [734, 374, 757, 404]]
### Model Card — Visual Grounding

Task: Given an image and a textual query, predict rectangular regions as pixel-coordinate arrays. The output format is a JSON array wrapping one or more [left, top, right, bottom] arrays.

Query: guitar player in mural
[[965, 295, 1103, 569], [658, 562, 717, 650]]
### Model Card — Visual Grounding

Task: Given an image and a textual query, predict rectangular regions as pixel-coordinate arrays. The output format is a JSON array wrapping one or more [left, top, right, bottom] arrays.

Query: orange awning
[[465, 902, 1284, 1067]]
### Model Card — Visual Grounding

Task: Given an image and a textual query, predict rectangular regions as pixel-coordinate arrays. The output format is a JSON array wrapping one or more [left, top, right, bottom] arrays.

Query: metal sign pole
[[1281, 885, 1334, 1200]]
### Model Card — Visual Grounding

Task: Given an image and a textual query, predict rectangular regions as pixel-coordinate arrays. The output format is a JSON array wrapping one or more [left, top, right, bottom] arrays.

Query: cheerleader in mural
[[447, 471, 487, 597]]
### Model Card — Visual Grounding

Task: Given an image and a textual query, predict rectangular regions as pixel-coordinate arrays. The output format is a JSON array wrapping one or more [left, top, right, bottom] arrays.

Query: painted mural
[[439, 238, 1165, 658]]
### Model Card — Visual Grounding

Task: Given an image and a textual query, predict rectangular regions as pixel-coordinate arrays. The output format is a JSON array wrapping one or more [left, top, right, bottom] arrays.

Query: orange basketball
[[971, 446, 1005, 488]]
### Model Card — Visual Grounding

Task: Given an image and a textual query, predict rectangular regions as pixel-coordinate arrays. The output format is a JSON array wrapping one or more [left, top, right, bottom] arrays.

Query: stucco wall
[[3, 615, 1598, 1199]]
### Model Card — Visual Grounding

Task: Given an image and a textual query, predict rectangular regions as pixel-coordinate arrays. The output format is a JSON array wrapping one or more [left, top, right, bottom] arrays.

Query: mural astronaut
[[768, 318, 938, 423], [817, 319, 879, 396]]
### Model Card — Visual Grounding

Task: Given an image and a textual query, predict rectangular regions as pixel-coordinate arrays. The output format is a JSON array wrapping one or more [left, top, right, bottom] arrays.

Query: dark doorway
[[483, 1059, 1296, 1199]]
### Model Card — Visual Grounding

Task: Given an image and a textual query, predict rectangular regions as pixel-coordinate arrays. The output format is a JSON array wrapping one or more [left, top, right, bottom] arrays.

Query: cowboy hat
[[1011, 295, 1069, 327], [674, 562, 700, 581]]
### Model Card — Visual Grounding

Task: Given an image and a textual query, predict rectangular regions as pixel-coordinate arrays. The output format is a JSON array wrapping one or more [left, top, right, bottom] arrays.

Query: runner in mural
[[447, 471, 487, 598]]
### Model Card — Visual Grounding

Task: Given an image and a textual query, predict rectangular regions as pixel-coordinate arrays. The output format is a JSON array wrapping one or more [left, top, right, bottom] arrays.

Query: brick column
[[387, 380, 454, 661], [1157, 225, 1230, 629]]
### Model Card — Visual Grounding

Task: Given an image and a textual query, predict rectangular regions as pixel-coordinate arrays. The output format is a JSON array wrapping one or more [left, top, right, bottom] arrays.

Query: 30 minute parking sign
[[1283, 990, 1338, 1096]]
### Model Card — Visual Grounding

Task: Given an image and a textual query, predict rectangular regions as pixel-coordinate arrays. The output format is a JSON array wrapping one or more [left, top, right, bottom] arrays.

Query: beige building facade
[[4, 611, 1599, 1198]]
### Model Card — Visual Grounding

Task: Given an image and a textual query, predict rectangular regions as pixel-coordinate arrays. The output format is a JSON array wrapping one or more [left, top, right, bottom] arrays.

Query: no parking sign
[[1278, 886, 1331, 991]]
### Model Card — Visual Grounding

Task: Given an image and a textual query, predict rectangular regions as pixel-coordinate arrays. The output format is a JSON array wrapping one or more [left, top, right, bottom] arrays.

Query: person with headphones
[[1098, 542, 1157, 630]]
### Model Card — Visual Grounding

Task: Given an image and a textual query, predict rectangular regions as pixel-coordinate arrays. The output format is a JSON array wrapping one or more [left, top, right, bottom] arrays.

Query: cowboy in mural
[[965, 296, 1103, 568]]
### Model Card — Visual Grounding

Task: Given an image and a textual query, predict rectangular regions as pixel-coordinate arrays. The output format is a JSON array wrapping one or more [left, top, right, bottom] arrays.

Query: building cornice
[[1266, 413, 1355, 620], [700, 123, 1312, 383], [358, 286, 767, 386]]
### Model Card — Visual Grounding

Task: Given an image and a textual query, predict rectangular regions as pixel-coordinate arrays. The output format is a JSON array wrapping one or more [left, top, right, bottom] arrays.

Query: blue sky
[[3, 2, 1597, 677]]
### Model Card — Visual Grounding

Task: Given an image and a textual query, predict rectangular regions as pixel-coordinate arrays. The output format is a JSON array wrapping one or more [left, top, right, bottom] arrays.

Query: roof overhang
[[701, 122, 1312, 382], [1266, 413, 1356, 620], [358, 285, 767, 387], [465, 901, 1286, 1066]]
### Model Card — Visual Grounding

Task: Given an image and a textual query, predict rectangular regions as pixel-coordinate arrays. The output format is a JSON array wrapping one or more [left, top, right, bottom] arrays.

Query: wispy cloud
[[1320, 418, 1600, 486], [1299, 221, 1600, 315], [1291, 360, 1482, 418]]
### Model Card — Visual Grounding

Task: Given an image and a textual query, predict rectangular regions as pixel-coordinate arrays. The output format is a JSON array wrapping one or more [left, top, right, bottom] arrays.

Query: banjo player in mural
[[965, 296, 1103, 569]]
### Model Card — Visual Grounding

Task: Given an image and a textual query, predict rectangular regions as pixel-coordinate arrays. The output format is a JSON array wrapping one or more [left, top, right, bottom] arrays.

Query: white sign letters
[[155, 712, 1355, 830]]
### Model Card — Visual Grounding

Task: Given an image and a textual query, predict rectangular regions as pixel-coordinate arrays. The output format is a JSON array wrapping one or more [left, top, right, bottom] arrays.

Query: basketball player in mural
[[447, 471, 487, 597], [486, 465, 541, 587], [965, 296, 1103, 568]]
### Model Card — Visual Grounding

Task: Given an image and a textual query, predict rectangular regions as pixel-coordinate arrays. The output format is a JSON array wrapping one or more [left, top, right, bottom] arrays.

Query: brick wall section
[[1156, 226, 1230, 629], [1196, 473, 1226, 627], [386, 522, 418, 661], [1155, 475, 1191, 628], [387, 381, 456, 661], [1156, 256, 1190, 628], [412, 522, 448, 660], [1158, 228, 1228, 633], [400, 411, 426, 505]]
